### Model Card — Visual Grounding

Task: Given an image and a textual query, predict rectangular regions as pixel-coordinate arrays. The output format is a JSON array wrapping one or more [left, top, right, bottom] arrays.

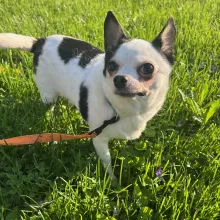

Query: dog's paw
[[110, 174, 119, 186]]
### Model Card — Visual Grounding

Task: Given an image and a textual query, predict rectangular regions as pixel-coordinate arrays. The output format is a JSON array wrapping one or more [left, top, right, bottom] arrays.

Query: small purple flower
[[155, 169, 162, 177]]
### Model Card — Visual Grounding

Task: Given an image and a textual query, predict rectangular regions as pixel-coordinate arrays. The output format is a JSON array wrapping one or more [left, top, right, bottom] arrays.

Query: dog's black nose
[[114, 75, 127, 89]]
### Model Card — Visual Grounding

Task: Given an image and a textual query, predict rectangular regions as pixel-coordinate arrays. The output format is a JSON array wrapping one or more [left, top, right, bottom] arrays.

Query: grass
[[0, 0, 219, 219]]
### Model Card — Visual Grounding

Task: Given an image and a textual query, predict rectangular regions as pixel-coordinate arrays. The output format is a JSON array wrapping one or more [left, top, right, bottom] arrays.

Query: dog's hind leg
[[34, 74, 58, 105], [39, 89, 58, 120], [35, 76, 58, 120], [39, 90, 57, 106]]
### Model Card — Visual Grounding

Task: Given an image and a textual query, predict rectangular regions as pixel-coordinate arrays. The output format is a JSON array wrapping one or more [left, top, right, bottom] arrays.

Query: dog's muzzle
[[114, 75, 149, 97]]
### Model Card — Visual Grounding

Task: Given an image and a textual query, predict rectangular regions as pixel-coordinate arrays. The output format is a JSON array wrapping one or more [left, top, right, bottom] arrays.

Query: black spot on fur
[[79, 83, 88, 121], [58, 37, 103, 68], [79, 49, 103, 68], [31, 38, 46, 73]]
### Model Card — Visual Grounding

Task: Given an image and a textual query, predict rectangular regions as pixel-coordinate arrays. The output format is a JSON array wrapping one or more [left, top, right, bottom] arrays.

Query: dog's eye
[[139, 63, 154, 79], [108, 61, 118, 73]]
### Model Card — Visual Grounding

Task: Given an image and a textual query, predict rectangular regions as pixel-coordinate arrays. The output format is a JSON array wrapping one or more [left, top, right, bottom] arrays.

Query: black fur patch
[[103, 50, 116, 76], [103, 39, 129, 76], [103, 11, 130, 76], [58, 37, 103, 68], [79, 83, 88, 121], [79, 49, 103, 68], [31, 38, 46, 73], [152, 38, 162, 50]]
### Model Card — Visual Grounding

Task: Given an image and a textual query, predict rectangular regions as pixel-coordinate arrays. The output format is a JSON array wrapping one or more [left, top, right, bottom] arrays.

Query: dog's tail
[[0, 33, 37, 52]]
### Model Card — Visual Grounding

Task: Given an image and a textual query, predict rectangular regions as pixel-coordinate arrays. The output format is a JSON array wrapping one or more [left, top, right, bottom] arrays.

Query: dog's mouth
[[115, 90, 148, 98]]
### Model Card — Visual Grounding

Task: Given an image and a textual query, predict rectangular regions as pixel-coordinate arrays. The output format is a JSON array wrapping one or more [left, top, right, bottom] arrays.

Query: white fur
[[0, 31, 173, 178]]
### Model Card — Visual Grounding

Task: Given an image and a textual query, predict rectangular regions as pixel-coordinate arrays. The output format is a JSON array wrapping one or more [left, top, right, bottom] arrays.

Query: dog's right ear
[[104, 11, 127, 51]]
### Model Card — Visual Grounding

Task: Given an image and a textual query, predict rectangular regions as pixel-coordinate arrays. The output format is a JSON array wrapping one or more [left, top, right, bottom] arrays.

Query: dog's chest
[[100, 115, 147, 140]]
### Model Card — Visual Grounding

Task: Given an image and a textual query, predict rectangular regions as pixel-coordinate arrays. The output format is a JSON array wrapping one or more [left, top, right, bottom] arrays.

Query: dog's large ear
[[104, 11, 127, 51], [152, 17, 176, 64]]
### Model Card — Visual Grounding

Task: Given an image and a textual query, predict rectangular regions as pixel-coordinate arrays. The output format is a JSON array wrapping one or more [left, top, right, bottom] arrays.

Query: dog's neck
[[105, 97, 117, 115], [102, 80, 146, 118]]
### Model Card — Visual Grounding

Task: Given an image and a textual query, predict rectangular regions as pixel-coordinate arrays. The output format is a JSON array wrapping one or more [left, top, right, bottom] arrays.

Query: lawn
[[0, 0, 219, 219]]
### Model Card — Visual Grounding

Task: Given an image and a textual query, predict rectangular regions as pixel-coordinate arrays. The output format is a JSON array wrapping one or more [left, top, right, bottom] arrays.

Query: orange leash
[[0, 114, 119, 146], [0, 132, 97, 146]]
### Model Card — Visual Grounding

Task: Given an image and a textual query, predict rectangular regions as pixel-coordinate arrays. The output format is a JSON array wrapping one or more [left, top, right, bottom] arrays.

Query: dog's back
[[0, 33, 105, 110]]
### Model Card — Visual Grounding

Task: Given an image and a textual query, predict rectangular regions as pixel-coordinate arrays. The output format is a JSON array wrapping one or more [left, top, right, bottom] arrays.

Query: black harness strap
[[88, 114, 120, 136]]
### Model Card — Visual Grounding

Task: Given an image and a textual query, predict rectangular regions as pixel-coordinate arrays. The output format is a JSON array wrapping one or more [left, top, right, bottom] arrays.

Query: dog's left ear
[[152, 17, 176, 64], [104, 11, 127, 51]]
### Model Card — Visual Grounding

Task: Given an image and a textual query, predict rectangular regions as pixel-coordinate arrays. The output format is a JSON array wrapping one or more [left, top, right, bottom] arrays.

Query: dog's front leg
[[93, 137, 115, 179]]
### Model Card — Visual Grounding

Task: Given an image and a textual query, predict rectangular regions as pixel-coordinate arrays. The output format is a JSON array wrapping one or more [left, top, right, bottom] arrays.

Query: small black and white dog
[[0, 11, 176, 178]]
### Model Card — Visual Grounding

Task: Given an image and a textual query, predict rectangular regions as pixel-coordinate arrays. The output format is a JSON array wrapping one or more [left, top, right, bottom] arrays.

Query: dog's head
[[102, 11, 176, 116]]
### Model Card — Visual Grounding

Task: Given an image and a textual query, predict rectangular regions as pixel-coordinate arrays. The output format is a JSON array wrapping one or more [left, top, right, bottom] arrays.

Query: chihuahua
[[0, 11, 176, 178]]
